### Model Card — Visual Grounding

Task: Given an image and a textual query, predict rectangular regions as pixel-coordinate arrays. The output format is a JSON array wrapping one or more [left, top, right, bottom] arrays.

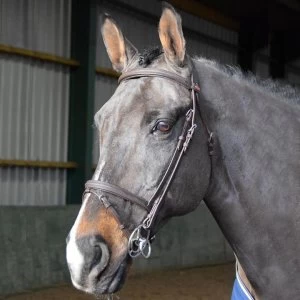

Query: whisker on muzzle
[[96, 294, 120, 300]]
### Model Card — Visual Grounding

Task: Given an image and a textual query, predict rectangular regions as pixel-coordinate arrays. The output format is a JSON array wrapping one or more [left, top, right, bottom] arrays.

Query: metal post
[[67, 0, 97, 204]]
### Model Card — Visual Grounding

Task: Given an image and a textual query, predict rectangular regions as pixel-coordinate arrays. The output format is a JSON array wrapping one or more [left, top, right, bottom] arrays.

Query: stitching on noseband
[[85, 66, 214, 259]]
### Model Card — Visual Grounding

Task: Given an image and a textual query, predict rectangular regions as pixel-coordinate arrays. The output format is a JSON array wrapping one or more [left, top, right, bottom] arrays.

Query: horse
[[66, 3, 300, 299]]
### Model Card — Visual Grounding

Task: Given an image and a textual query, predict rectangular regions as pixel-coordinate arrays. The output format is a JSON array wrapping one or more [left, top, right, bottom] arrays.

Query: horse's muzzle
[[66, 234, 110, 292], [66, 233, 131, 295]]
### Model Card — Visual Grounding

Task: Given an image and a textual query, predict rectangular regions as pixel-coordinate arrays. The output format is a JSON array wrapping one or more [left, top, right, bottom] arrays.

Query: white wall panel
[[180, 10, 237, 45], [287, 70, 300, 87], [0, 55, 69, 206], [254, 57, 269, 79], [0, 168, 66, 206], [0, 0, 71, 206], [287, 59, 300, 87], [188, 39, 237, 65], [0, 0, 71, 57], [0, 55, 69, 161], [114, 0, 238, 44]]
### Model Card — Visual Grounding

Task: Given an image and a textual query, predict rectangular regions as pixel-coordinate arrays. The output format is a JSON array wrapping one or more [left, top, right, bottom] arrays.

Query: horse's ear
[[158, 2, 186, 66], [101, 14, 137, 72]]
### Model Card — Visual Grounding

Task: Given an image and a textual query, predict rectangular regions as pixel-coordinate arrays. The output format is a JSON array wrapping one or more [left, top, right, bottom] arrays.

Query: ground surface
[[4, 263, 235, 300]]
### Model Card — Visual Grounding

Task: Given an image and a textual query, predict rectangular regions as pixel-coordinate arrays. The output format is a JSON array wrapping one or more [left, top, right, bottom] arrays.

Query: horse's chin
[[102, 260, 129, 294], [85, 255, 132, 296]]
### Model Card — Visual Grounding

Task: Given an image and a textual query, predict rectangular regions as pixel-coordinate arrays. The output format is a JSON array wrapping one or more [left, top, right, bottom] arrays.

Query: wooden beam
[[95, 67, 120, 78], [167, 0, 239, 31], [0, 159, 78, 169], [0, 44, 80, 67]]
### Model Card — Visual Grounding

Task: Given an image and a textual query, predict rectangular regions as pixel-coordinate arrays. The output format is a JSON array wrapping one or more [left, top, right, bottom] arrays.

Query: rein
[[85, 67, 214, 259]]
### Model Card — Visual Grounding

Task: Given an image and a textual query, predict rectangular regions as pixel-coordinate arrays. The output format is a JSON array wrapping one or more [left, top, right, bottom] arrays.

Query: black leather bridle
[[84, 67, 214, 258]]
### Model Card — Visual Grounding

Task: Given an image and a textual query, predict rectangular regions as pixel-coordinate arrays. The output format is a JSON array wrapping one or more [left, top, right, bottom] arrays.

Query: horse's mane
[[196, 57, 300, 107], [137, 46, 299, 107]]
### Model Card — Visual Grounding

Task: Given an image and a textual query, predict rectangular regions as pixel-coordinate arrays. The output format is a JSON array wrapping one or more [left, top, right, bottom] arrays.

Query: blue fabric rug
[[231, 278, 254, 300]]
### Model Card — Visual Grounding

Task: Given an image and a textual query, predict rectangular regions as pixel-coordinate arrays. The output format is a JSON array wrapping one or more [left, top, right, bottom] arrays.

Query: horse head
[[66, 3, 211, 295]]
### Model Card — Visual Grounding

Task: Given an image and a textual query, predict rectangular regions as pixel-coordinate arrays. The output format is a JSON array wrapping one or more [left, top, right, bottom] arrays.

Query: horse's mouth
[[70, 253, 131, 296], [92, 255, 132, 295], [103, 260, 129, 294]]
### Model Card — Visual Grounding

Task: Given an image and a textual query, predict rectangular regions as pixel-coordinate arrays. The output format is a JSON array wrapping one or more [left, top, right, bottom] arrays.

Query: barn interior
[[0, 0, 299, 298]]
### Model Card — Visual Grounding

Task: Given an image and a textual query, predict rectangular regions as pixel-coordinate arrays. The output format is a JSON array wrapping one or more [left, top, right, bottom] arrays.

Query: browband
[[118, 69, 192, 90]]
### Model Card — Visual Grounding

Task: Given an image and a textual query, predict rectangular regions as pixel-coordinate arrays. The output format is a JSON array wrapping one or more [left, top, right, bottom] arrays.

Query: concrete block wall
[[0, 203, 234, 296], [0, 206, 78, 295]]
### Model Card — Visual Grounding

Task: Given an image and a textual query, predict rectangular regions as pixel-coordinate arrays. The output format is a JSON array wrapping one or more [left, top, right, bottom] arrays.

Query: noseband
[[85, 67, 213, 258]]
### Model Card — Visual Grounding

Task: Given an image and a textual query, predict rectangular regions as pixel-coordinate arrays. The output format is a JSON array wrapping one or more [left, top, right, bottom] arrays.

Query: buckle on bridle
[[183, 124, 197, 152], [128, 225, 152, 258], [191, 83, 201, 92], [208, 132, 215, 156], [186, 109, 193, 120]]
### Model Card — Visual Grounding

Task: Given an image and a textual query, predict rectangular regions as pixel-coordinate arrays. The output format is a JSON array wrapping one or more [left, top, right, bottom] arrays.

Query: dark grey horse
[[66, 3, 300, 299]]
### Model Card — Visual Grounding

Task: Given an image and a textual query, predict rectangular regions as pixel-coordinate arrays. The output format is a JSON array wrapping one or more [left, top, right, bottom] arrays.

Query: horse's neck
[[196, 60, 300, 298], [196, 59, 299, 216]]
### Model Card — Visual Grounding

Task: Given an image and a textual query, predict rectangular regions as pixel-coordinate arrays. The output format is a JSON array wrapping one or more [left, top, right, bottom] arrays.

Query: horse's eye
[[153, 121, 172, 133]]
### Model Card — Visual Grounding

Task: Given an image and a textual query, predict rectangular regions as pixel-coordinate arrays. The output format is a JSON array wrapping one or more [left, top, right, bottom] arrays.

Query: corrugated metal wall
[[1, 0, 299, 204], [287, 59, 300, 87], [287, 70, 300, 86], [93, 0, 239, 164], [94, 0, 300, 165], [0, 0, 70, 56], [0, 0, 71, 205], [253, 47, 270, 79]]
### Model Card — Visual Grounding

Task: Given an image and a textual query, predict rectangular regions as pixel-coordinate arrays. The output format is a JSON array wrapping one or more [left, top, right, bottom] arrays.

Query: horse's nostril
[[69, 234, 109, 283], [90, 243, 103, 271], [75, 235, 109, 274]]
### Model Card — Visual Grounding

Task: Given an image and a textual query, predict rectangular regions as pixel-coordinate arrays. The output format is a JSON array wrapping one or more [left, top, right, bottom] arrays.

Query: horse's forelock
[[138, 46, 163, 67]]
